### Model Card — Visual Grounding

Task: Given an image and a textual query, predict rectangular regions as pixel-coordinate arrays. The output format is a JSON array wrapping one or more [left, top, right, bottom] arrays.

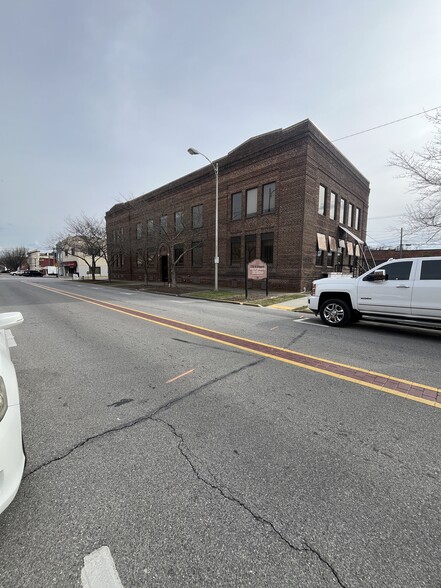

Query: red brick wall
[[106, 120, 370, 291]]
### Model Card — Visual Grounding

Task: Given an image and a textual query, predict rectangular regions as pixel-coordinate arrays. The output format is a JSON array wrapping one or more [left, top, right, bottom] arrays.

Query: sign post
[[246, 259, 268, 298]]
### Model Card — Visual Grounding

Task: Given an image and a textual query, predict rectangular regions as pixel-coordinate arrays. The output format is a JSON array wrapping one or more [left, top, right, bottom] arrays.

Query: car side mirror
[[0, 312, 24, 330]]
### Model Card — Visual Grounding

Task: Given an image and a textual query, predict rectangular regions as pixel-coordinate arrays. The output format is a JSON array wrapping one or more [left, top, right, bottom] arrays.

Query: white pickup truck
[[308, 256, 441, 327]]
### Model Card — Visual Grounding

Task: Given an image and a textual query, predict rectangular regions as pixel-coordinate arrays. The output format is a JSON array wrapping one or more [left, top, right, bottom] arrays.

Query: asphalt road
[[0, 276, 440, 588]]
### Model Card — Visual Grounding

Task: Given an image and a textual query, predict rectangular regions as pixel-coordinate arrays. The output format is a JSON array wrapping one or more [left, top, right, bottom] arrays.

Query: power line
[[332, 106, 441, 142], [368, 214, 402, 220]]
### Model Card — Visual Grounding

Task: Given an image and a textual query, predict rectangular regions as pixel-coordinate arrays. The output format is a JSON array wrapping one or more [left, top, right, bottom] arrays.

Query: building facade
[[56, 244, 108, 279], [26, 250, 57, 275], [106, 120, 370, 291]]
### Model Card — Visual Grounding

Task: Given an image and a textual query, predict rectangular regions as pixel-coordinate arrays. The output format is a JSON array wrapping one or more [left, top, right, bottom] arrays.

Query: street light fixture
[[187, 147, 219, 291]]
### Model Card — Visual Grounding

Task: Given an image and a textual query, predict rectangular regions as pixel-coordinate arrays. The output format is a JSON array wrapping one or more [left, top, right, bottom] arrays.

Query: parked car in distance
[[309, 256, 441, 327], [22, 270, 43, 277], [9, 270, 24, 276], [0, 312, 25, 514]]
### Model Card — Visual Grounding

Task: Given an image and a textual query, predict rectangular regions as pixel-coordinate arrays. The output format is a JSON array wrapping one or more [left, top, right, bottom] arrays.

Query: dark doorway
[[161, 255, 169, 282]]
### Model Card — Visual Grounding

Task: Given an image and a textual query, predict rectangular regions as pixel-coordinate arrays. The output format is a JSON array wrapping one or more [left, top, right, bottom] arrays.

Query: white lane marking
[[293, 318, 329, 327], [270, 326, 279, 331], [81, 546, 125, 588]]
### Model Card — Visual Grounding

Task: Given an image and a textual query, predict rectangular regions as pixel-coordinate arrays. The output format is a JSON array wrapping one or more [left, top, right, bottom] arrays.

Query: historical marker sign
[[248, 258, 267, 281]]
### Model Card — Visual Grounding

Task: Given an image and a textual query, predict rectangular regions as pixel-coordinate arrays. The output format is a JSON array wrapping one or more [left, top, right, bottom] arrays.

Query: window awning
[[328, 236, 337, 252], [338, 239, 346, 249], [355, 244, 361, 257], [347, 242, 354, 255], [317, 233, 327, 251], [61, 261, 77, 268], [339, 225, 364, 245]]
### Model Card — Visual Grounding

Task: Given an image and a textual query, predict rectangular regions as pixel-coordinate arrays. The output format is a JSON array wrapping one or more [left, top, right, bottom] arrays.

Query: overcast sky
[[1, 0, 441, 251]]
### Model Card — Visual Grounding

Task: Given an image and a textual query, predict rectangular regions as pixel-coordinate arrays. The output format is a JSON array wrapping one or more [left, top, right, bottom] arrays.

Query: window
[[420, 260, 441, 280], [330, 192, 337, 220], [230, 236, 241, 264], [348, 203, 353, 227], [245, 234, 256, 262], [261, 233, 274, 263], [339, 198, 346, 224], [192, 205, 203, 229], [231, 193, 242, 220], [191, 241, 203, 267], [87, 267, 101, 275], [136, 222, 142, 240], [148, 247, 156, 263], [355, 207, 361, 230], [318, 185, 326, 215], [136, 251, 142, 266], [115, 254, 124, 268], [160, 215, 167, 234], [263, 182, 276, 213], [175, 211, 184, 233], [327, 251, 334, 267], [246, 188, 257, 217], [174, 243, 184, 266], [383, 261, 412, 280], [315, 249, 323, 266], [147, 220, 154, 238]]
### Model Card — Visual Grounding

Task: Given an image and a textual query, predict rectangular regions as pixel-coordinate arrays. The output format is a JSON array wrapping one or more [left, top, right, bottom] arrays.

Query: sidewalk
[[267, 296, 310, 310], [62, 276, 311, 311]]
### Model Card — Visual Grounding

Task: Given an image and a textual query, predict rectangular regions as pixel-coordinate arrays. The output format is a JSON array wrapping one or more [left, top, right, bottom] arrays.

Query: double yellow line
[[30, 282, 441, 410]]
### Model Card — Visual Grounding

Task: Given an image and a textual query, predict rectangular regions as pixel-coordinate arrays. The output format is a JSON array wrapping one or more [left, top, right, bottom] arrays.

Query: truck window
[[383, 261, 413, 280], [420, 260, 441, 280]]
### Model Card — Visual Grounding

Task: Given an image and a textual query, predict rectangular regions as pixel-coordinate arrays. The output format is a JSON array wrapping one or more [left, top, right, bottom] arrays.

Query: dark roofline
[[106, 119, 369, 216]]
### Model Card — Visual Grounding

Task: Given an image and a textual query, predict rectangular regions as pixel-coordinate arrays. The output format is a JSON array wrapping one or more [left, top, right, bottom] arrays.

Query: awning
[[339, 239, 346, 249], [339, 225, 364, 245], [347, 242, 354, 255], [317, 233, 327, 251], [328, 236, 337, 252], [355, 244, 361, 257], [61, 261, 77, 268]]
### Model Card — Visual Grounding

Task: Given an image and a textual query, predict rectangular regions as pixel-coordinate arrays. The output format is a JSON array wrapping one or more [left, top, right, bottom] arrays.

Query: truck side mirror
[[373, 269, 387, 281], [363, 269, 387, 282]]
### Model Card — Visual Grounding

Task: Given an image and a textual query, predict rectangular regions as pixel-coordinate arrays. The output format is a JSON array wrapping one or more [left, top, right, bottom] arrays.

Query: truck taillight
[[311, 283, 316, 296]]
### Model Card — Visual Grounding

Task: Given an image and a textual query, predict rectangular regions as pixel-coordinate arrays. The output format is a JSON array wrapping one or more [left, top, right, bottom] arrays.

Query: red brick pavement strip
[[31, 284, 441, 409]]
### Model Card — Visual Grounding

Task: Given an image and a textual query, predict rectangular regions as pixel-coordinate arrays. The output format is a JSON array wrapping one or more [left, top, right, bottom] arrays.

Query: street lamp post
[[188, 147, 219, 291]]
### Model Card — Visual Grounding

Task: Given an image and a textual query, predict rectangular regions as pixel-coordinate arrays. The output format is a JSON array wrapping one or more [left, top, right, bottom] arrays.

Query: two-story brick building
[[105, 119, 370, 291]]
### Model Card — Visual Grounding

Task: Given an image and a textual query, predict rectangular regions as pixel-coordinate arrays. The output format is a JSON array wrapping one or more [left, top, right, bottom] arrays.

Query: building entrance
[[161, 255, 168, 282]]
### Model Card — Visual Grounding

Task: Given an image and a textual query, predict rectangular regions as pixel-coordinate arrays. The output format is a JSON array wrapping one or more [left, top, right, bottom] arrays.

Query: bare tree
[[0, 247, 28, 272], [58, 214, 107, 281], [154, 211, 203, 287], [389, 110, 441, 242], [115, 197, 203, 287], [110, 198, 156, 285]]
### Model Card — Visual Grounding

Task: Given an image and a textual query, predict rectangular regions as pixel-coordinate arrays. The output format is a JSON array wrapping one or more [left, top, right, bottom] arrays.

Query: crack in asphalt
[[171, 336, 253, 357], [286, 329, 307, 347], [23, 358, 264, 479], [153, 417, 347, 588], [21, 353, 347, 583]]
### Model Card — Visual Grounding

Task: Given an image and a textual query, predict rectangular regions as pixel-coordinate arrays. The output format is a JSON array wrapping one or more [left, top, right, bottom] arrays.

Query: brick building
[[105, 119, 370, 291]]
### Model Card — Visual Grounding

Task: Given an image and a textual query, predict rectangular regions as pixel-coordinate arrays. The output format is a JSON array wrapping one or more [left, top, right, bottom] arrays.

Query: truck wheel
[[319, 299, 352, 327]]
